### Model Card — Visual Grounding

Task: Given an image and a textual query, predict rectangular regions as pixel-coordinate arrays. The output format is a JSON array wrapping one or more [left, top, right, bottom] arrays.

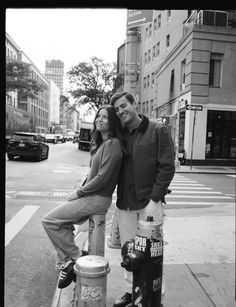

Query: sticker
[[135, 235, 147, 252], [153, 277, 162, 292], [150, 241, 163, 257], [81, 285, 102, 300], [89, 218, 95, 235]]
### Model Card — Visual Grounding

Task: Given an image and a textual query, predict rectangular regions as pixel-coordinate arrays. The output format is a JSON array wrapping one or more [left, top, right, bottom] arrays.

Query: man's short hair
[[110, 92, 135, 106]]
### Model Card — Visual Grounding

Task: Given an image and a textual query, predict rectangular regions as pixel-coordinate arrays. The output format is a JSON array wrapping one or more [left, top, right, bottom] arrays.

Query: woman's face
[[95, 108, 109, 132]]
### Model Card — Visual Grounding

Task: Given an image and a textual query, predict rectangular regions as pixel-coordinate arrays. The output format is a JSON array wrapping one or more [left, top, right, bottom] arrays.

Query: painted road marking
[[170, 187, 213, 190], [170, 183, 205, 186], [167, 195, 232, 199], [53, 170, 72, 173], [172, 190, 222, 194], [165, 201, 234, 205], [173, 180, 198, 183], [5, 205, 40, 247]]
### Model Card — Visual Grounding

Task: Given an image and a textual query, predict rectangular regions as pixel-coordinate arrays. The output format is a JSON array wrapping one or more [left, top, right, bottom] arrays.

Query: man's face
[[113, 96, 136, 126]]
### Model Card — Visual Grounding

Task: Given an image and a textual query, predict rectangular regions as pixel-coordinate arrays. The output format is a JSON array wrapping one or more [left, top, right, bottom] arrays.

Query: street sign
[[127, 10, 153, 29], [186, 104, 203, 111]]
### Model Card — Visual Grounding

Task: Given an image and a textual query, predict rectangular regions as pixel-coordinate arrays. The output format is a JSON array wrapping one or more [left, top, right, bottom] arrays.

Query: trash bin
[[74, 255, 110, 307]]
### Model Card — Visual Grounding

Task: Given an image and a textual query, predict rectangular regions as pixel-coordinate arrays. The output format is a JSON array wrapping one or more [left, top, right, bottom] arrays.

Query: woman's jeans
[[42, 194, 112, 268]]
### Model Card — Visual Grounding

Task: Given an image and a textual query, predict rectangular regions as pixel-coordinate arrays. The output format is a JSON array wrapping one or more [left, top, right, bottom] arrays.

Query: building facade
[[6, 32, 20, 108], [6, 32, 50, 135], [45, 60, 64, 95], [49, 80, 60, 126], [122, 10, 236, 165], [19, 52, 50, 133]]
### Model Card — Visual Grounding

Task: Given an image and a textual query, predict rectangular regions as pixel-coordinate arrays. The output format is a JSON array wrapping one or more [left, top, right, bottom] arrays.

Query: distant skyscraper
[[45, 60, 64, 95]]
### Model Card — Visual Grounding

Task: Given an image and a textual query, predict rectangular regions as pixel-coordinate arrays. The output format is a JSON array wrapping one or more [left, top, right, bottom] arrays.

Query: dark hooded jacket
[[116, 115, 175, 210]]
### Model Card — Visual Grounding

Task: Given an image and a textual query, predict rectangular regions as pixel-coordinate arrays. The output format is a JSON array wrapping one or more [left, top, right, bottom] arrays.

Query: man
[[110, 92, 175, 307]]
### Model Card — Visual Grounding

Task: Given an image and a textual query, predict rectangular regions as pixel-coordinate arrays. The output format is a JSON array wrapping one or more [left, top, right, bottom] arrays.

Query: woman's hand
[[67, 191, 79, 201]]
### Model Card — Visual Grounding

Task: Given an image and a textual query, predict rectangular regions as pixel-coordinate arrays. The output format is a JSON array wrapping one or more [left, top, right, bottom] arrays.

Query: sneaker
[[113, 292, 132, 307], [71, 250, 89, 282], [58, 260, 75, 289]]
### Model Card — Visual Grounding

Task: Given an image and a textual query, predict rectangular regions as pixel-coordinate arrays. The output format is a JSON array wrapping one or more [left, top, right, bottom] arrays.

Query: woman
[[42, 105, 125, 289]]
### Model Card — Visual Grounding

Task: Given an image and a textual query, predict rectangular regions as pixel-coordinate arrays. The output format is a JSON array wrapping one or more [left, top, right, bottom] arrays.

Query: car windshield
[[12, 134, 35, 141]]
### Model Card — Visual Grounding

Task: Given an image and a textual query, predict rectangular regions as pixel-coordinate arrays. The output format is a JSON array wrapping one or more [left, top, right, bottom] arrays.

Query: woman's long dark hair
[[90, 104, 126, 155]]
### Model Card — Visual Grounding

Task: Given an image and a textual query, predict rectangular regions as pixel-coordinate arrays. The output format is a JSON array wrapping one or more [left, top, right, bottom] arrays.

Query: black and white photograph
[[5, 9, 236, 307]]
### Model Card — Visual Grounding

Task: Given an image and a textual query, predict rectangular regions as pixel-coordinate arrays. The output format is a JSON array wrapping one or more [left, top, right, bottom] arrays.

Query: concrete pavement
[[51, 165, 235, 307]]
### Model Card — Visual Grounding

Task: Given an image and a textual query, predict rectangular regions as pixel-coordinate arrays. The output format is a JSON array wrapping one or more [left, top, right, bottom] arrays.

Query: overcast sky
[[6, 8, 127, 73]]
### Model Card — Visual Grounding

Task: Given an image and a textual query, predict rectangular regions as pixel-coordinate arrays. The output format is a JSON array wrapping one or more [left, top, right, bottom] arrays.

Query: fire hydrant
[[121, 216, 163, 307]]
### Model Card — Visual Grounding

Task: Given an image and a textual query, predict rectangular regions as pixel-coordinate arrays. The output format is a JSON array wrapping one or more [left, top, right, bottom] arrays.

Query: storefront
[[205, 110, 236, 159]]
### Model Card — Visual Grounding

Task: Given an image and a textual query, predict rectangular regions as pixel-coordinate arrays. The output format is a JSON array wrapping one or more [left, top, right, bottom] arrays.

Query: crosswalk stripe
[[170, 187, 212, 190], [167, 195, 232, 199], [173, 180, 198, 183], [164, 201, 234, 205], [5, 205, 40, 247], [172, 191, 222, 194], [170, 183, 204, 186], [53, 170, 72, 173]]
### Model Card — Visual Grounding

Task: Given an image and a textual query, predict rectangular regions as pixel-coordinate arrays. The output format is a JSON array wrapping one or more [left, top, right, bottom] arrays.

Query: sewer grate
[[11, 191, 69, 201]]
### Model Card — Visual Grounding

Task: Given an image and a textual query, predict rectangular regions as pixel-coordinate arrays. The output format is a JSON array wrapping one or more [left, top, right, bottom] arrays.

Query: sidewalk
[[52, 218, 235, 307], [51, 166, 235, 307]]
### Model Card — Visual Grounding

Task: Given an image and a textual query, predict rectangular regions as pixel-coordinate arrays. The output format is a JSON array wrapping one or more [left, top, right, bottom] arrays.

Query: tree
[[6, 61, 46, 100], [67, 56, 117, 112]]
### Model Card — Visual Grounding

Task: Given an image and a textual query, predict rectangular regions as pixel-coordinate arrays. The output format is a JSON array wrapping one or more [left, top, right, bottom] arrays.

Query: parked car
[[7, 132, 49, 161], [66, 131, 75, 141], [55, 134, 66, 143], [73, 133, 80, 143], [45, 134, 58, 144]]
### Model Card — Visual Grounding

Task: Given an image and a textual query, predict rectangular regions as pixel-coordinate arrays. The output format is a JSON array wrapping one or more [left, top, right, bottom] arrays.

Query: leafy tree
[[6, 61, 46, 100], [66, 56, 117, 112]]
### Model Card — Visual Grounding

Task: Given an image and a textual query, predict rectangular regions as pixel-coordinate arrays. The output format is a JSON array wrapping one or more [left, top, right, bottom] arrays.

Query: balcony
[[183, 10, 235, 37]]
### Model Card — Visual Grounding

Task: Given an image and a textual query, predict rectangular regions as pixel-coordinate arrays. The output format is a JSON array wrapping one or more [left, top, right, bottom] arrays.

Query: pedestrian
[[42, 104, 126, 289], [110, 92, 175, 307]]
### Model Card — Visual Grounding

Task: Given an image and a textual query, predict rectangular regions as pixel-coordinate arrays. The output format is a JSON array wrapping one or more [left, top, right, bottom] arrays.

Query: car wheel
[[36, 150, 42, 161], [45, 148, 49, 160], [7, 154, 14, 160]]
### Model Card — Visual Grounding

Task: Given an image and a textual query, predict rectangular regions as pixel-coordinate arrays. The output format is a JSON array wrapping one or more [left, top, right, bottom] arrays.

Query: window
[[144, 77, 147, 89], [209, 53, 222, 87], [145, 27, 149, 40], [151, 72, 155, 87], [167, 10, 171, 22], [170, 69, 174, 93], [148, 50, 151, 63], [147, 75, 150, 88], [156, 42, 160, 57], [152, 45, 156, 60], [158, 14, 161, 29], [143, 102, 146, 113], [166, 34, 170, 50], [149, 24, 152, 37], [154, 18, 157, 31], [146, 101, 149, 114], [150, 100, 154, 114], [144, 52, 148, 65], [180, 59, 186, 91]]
